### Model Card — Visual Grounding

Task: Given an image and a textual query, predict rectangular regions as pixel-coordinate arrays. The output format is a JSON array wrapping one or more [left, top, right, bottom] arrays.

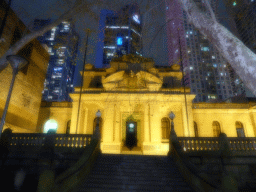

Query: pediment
[[102, 70, 162, 91]]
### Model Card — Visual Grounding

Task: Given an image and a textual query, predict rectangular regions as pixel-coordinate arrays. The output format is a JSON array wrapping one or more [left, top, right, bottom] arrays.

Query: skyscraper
[[35, 19, 79, 102], [166, 0, 234, 102], [95, 3, 142, 68]]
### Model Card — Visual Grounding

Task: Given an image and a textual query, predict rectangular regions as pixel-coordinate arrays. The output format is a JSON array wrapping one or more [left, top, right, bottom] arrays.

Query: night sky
[[8, 0, 230, 87], [8, 0, 168, 86]]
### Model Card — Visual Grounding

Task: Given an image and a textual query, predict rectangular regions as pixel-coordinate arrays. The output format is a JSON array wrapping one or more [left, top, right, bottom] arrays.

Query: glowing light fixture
[[233, 1, 237, 6], [44, 119, 58, 133], [117, 37, 123, 45], [133, 15, 140, 24]]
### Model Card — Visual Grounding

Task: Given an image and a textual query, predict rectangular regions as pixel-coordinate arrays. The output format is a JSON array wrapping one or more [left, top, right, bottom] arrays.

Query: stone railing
[[177, 137, 256, 152], [192, 103, 250, 109], [9, 133, 92, 148], [170, 129, 239, 192]]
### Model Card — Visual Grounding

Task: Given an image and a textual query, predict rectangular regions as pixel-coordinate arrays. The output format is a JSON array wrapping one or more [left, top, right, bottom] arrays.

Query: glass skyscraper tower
[[34, 19, 79, 102], [166, 0, 234, 102], [96, 3, 142, 68]]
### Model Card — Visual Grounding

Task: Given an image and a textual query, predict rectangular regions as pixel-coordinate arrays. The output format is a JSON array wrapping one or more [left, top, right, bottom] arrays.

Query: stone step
[[72, 154, 194, 192]]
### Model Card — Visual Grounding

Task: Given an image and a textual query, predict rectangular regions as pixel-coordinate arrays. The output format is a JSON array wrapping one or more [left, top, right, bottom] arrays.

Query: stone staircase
[[72, 154, 194, 192]]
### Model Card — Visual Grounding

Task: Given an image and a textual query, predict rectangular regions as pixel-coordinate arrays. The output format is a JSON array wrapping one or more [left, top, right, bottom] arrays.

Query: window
[[213, 121, 221, 137], [236, 121, 245, 137], [161, 117, 170, 139], [201, 47, 209, 51]]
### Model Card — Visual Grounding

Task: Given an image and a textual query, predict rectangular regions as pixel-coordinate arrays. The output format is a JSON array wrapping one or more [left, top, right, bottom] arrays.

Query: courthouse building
[[36, 55, 256, 155]]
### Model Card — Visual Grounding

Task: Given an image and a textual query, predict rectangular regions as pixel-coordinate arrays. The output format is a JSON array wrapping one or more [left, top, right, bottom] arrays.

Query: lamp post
[[93, 110, 101, 140], [169, 111, 177, 138], [0, 55, 28, 136]]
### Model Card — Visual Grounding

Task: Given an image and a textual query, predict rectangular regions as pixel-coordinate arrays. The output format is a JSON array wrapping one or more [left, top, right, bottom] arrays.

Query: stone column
[[182, 102, 190, 136], [82, 108, 88, 134], [102, 104, 114, 142], [70, 101, 79, 134], [187, 103, 194, 137], [114, 104, 121, 142], [144, 103, 150, 142]]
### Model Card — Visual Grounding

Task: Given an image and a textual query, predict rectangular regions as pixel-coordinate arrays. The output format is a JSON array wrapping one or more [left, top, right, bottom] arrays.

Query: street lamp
[[93, 110, 101, 140], [0, 55, 28, 136], [169, 111, 176, 136]]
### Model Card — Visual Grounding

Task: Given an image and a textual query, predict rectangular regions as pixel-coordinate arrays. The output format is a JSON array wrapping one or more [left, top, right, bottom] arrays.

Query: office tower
[[34, 19, 79, 102], [95, 3, 142, 68], [166, 0, 234, 102]]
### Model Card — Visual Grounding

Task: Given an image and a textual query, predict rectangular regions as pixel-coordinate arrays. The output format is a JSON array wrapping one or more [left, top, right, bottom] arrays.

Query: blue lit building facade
[[34, 19, 79, 102], [95, 4, 142, 68]]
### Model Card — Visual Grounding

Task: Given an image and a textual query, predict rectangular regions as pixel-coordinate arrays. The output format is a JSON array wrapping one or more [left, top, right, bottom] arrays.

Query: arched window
[[161, 117, 170, 139], [44, 119, 58, 133], [93, 117, 102, 135], [236, 121, 245, 137], [66, 120, 71, 134], [194, 122, 199, 137], [212, 121, 221, 137]]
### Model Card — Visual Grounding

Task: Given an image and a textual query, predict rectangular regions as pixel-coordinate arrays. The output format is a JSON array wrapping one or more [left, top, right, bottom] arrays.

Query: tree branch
[[0, 0, 99, 71], [175, 0, 256, 95]]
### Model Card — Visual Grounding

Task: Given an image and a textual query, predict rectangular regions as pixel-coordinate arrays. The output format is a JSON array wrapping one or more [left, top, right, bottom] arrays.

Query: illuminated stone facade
[[0, 3, 49, 133], [37, 55, 256, 155]]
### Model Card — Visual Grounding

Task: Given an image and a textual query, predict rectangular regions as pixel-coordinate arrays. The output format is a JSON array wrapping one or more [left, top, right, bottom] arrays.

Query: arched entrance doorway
[[125, 120, 137, 149]]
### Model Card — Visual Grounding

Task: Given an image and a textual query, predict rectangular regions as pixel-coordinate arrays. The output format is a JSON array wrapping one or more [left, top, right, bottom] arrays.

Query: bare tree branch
[[0, 0, 99, 71], [175, 0, 256, 95], [204, 0, 217, 23]]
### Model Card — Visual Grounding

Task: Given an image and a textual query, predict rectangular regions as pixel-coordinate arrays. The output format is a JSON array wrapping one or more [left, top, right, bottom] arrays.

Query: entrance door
[[125, 121, 137, 149]]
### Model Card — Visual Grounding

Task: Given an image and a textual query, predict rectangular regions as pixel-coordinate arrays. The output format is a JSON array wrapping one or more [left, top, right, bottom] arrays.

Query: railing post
[[218, 133, 238, 192], [37, 130, 56, 192], [0, 128, 12, 168], [93, 122, 101, 141], [168, 119, 180, 156]]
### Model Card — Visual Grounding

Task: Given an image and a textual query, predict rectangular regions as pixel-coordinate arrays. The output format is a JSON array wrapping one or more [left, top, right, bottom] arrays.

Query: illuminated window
[[161, 117, 170, 139], [117, 37, 123, 45], [133, 15, 140, 24], [236, 121, 245, 137], [44, 119, 58, 133], [57, 59, 65, 65], [201, 47, 210, 51]]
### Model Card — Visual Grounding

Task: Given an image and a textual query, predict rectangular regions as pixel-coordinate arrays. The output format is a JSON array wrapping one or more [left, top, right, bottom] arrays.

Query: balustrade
[[177, 137, 256, 152], [9, 133, 92, 148]]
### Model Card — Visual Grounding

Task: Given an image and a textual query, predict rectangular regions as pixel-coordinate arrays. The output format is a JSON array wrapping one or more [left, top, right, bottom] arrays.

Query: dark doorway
[[125, 121, 137, 150]]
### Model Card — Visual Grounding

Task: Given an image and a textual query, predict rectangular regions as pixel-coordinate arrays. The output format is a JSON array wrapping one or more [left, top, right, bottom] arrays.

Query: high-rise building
[[166, 0, 235, 102], [95, 3, 142, 68], [34, 19, 79, 102]]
